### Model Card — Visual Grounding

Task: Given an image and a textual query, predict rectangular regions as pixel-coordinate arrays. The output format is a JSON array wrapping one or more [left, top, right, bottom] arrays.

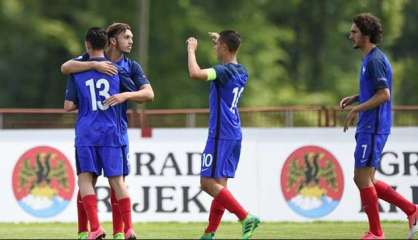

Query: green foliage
[[0, 0, 415, 109]]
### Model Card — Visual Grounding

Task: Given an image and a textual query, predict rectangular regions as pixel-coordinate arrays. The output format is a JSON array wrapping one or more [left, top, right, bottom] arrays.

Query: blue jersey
[[113, 55, 150, 144], [65, 58, 123, 146], [208, 63, 248, 140], [357, 47, 392, 134], [75, 54, 150, 145], [76, 53, 149, 92]]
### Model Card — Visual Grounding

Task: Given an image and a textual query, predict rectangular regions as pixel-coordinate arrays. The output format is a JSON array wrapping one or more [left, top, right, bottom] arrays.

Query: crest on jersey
[[280, 145, 344, 218], [12, 146, 75, 218]]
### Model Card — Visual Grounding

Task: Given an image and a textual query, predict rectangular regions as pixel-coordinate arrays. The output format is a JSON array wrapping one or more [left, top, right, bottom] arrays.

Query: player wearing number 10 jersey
[[186, 30, 259, 240]]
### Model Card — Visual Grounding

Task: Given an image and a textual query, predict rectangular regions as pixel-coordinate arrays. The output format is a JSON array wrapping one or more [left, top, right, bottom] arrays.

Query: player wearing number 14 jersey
[[186, 30, 260, 240]]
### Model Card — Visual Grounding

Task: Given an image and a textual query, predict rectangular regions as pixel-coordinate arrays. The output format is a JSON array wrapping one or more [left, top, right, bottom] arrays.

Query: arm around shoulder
[[61, 59, 95, 75]]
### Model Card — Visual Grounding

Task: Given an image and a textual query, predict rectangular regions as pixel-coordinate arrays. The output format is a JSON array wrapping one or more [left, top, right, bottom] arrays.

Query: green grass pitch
[[0, 221, 412, 239]]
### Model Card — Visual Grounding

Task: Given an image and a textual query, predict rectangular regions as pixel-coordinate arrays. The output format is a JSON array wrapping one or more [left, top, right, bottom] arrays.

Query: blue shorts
[[354, 133, 389, 169], [122, 145, 130, 176], [75, 146, 129, 177], [200, 138, 241, 178]]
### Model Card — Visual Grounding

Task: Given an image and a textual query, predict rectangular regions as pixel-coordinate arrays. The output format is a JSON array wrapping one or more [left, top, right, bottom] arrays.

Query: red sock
[[360, 186, 383, 236], [205, 199, 225, 233], [82, 194, 100, 232], [118, 197, 133, 232], [374, 180, 416, 216], [77, 191, 89, 233], [111, 189, 124, 234], [214, 188, 247, 221], [374, 181, 416, 216]]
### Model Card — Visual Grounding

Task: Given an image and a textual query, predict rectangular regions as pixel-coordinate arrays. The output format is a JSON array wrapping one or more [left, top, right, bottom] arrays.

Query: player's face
[[349, 23, 366, 49], [115, 30, 134, 54]]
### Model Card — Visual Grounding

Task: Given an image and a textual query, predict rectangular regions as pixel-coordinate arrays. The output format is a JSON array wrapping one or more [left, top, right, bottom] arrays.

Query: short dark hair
[[219, 30, 241, 52], [106, 22, 132, 39], [85, 27, 107, 50], [353, 13, 383, 44]]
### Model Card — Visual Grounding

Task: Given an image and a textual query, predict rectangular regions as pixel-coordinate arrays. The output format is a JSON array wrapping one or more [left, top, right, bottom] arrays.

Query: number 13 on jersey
[[85, 78, 111, 111]]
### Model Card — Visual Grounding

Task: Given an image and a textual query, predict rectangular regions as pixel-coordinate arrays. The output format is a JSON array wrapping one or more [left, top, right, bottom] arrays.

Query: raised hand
[[186, 37, 198, 52], [208, 32, 220, 44]]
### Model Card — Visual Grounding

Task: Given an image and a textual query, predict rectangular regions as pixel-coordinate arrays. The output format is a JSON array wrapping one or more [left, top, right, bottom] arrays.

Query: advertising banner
[[1, 128, 417, 222]]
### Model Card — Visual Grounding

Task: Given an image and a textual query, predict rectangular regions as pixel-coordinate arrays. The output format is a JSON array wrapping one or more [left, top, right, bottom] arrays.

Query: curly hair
[[106, 22, 131, 39], [353, 13, 383, 44]]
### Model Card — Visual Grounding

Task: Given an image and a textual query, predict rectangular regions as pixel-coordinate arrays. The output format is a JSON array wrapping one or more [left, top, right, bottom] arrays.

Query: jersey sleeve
[[64, 75, 78, 104], [119, 74, 139, 92], [366, 59, 389, 90], [213, 65, 228, 84], [130, 60, 150, 88]]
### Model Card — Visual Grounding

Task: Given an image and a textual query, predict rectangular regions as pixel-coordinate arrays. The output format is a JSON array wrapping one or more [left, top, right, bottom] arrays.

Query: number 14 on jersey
[[230, 87, 244, 113]]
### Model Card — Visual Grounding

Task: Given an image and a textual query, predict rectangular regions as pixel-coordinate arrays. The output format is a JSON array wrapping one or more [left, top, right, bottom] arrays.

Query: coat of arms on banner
[[12, 146, 75, 218], [281, 145, 344, 218]]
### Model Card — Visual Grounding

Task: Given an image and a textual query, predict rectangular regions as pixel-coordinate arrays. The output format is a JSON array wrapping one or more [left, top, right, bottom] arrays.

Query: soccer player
[[341, 13, 418, 239], [64, 27, 136, 239], [186, 31, 260, 240], [62, 23, 152, 239]]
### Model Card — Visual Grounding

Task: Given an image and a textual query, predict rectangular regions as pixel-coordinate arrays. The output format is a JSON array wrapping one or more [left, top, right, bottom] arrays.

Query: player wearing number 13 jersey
[[64, 28, 125, 177], [63, 23, 146, 240], [66, 60, 124, 239], [64, 27, 136, 240], [66, 60, 123, 147], [187, 30, 259, 240]]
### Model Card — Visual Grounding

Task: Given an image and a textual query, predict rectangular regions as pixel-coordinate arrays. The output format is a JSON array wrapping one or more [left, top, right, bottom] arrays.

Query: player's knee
[[200, 182, 208, 193], [108, 176, 125, 190], [200, 179, 212, 193], [353, 175, 370, 188], [78, 173, 92, 185]]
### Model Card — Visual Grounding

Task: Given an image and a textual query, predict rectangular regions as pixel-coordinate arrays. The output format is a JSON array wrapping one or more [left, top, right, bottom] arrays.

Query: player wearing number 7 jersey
[[341, 14, 417, 240], [186, 30, 259, 240]]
